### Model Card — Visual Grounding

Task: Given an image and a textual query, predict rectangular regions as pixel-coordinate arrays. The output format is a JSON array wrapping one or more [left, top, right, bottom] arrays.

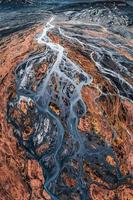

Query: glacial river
[[1, 1, 132, 199]]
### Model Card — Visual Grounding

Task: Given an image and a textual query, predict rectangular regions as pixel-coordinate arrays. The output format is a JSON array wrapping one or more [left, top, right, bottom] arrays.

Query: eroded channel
[[7, 12, 133, 200]]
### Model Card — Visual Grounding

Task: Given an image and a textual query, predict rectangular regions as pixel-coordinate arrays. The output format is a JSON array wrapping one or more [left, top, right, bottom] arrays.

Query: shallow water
[[2, 1, 133, 199]]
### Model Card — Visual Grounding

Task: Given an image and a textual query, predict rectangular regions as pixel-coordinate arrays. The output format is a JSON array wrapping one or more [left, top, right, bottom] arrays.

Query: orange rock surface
[[0, 22, 133, 200], [49, 31, 133, 199], [0, 25, 50, 200]]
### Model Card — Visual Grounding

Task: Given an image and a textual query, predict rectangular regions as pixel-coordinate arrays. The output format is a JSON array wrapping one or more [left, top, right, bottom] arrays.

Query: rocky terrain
[[0, 1, 133, 200], [0, 25, 50, 200], [0, 0, 133, 6]]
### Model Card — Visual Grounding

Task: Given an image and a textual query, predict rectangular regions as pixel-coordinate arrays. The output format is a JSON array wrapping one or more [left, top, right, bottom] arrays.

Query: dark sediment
[[0, 3, 133, 199]]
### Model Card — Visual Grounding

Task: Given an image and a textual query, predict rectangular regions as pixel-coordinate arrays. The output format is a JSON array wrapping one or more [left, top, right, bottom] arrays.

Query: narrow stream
[[6, 1, 133, 199]]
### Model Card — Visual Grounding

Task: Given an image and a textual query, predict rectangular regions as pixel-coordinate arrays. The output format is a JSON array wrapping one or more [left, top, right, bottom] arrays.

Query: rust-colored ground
[[0, 24, 133, 199], [49, 31, 133, 199], [0, 25, 51, 200]]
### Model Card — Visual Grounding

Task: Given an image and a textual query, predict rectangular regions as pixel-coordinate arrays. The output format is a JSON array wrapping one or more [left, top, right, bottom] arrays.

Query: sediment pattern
[[0, 25, 48, 200], [6, 13, 133, 199]]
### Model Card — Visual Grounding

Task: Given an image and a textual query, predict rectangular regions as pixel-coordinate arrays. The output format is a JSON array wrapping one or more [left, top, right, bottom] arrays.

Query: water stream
[[6, 1, 133, 199]]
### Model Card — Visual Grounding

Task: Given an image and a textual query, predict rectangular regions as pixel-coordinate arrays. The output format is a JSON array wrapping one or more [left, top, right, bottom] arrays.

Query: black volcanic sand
[[0, 1, 133, 200], [0, 1, 133, 37]]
